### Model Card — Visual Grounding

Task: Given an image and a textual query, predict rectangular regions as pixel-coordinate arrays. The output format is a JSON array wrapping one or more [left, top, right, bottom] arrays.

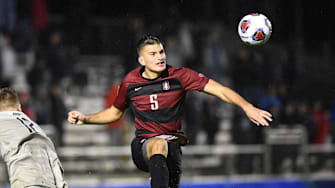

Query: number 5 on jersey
[[150, 94, 159, 110]]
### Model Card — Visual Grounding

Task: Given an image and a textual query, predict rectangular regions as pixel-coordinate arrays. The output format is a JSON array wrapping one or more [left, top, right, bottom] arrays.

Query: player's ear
[[17, 104, 22, 112], [138, 56, 145, 66]]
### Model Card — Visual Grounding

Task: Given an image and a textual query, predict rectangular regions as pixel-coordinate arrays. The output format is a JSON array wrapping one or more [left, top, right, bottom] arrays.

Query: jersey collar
[[139, 65, 170, 81]]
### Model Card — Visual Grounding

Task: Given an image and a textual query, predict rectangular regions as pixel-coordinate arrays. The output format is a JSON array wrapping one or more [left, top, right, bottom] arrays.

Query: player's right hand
[[67, 111, 85, 125]]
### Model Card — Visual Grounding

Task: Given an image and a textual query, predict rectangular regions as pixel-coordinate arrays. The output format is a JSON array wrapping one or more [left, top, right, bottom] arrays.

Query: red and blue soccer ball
[[238, 13, 272, 45]]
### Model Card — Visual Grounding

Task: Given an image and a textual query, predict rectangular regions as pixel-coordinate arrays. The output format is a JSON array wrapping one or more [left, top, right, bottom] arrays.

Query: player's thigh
[[146, 137, 168, 158], [131, 137, 149, 172], [167, 142, 182, 171]]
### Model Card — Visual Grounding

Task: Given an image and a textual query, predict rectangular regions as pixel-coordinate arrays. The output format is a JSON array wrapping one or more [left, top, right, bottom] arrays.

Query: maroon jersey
[[113, 65, 209, 138]]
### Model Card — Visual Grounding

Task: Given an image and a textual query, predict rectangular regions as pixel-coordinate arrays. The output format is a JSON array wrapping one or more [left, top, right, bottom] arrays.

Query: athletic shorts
[[131, 135, 183, 177]]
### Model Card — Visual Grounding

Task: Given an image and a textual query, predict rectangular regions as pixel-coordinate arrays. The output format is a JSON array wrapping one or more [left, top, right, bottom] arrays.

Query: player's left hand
[[243, 105, 272, 126]]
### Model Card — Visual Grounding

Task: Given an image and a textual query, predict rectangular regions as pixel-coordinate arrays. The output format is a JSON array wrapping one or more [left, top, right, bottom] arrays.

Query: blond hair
[[0, 87, 20, 111]]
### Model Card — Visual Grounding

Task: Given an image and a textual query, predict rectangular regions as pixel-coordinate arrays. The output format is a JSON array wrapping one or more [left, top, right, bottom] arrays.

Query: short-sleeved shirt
[[114, 65, 209, 138], [0, 111, 67, 188]]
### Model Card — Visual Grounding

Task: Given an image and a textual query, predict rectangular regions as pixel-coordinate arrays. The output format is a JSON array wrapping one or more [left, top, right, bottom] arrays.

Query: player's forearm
[[204, 79, 252, 110], [83, 107, 123, 124], [218, 86, 253, 110]]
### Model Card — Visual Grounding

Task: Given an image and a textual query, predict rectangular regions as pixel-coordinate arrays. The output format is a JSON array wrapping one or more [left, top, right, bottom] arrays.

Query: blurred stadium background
[[1, 0, 335, 187]]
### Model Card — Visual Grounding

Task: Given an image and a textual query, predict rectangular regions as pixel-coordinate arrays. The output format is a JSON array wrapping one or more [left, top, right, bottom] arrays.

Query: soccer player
[[67, 35, 272, 188], [0, 87, 67, 188]]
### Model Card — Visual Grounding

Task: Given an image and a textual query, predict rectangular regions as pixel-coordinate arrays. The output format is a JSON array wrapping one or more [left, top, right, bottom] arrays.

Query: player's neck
[[0, 107, 18, 112], [142, 69, 162, 80]]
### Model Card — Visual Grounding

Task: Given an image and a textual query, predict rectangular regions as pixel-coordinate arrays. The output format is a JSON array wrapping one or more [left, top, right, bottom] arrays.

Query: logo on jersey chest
[[162, 80, 170, 91], [134, 87, 142, 92]]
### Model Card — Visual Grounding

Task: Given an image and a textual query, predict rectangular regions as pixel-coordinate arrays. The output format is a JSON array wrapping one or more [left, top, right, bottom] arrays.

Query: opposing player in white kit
[[0, 87, 67, 188]]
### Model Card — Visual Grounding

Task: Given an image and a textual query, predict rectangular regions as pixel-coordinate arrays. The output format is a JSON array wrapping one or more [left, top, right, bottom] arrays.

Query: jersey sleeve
[[179, 67, 209, 91], [113, 80, 129, 111]]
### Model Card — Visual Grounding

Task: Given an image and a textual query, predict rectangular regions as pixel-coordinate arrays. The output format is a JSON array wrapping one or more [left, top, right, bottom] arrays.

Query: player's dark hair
[[136, 35, 162, 54], [0, 87, 19, 110]]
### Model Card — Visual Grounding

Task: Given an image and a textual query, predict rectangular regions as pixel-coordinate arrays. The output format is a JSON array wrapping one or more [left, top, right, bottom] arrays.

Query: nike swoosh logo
[[134, 87, 142, 92]]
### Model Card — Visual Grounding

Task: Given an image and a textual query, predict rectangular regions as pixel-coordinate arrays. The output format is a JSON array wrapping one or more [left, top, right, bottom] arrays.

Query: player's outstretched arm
[[203, 79, 272, 126], [67, 106, 124, 125]]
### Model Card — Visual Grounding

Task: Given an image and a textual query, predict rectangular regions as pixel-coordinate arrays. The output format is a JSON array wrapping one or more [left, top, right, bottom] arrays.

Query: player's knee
[[150, 138, 168, 157]]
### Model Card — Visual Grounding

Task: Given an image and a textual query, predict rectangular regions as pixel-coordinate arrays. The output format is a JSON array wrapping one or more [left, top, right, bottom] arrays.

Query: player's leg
[[146, 138, 169, 188], [131, 136, 178, 188], [166, 142, 182, 188]]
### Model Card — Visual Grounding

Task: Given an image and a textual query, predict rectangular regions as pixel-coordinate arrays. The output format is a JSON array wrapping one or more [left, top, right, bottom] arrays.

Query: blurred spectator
[[201, 96, 220, 145], [237, 51, 269, 103], [122, 17, 147, 72], [281, 48, 297, 89], [277, 83, 289, 108], [329, 101, 335, 143], [185, 21, 205, 70], [18, 90, 35, 120], [279, 102, 297, 126], [258, 85, 282, 111], [310, 100, 331, 171], [42, 31, 73, 84], [165, 35, 183, 67], [0, 33, 17, 86], [203, 22, 229, 82], [329, 101, 335, 171], [267, 104, 281, 127], [63, 0, 90, 46], [296, 101, 316, 144], [34, 86, 51, 124], [178, 21, 195, 62], [231, 48, 253, 100], [13, 0, 34, 53], [104, 82, 124, 146], [232, 108, 264, 145], [184, 92, 203, 145], [0, 0, 16, 34], [231, 108, 263, 174], [311, 100, 329, 144], [49, 84, 67, 146], [251, 52, 270, 89], [31, 0, 48, 31], [27, 56, 51, 97], [275, 102, 302, 174]]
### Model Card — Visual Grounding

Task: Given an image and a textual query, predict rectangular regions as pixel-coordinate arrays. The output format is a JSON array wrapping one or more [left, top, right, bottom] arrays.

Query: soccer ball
[[238, 13, 272, 45]]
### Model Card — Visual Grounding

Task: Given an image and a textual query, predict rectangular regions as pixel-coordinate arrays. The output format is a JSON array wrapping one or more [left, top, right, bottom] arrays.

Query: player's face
[[138, 43, 166, 76]]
